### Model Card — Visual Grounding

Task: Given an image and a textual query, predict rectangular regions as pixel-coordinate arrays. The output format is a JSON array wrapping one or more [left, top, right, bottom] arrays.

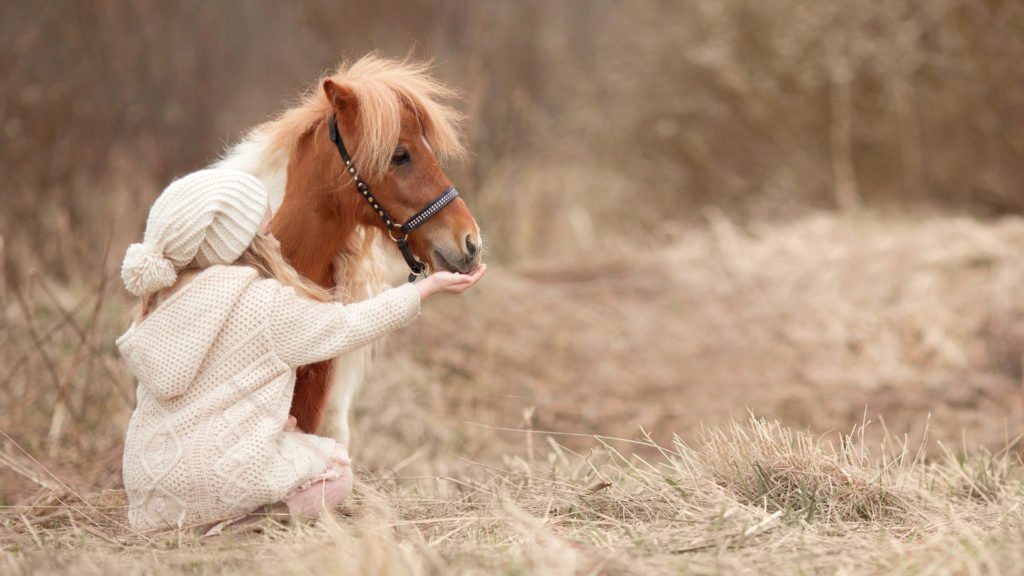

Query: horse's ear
[[323, 79, 357, 114]]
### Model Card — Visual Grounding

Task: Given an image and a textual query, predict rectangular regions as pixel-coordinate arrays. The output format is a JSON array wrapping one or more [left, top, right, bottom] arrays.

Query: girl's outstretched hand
[[416, 264, 487, 300]]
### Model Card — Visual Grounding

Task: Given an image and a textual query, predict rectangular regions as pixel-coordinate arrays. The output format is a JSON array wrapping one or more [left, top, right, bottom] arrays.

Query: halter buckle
[[387, 226, 407, 243]]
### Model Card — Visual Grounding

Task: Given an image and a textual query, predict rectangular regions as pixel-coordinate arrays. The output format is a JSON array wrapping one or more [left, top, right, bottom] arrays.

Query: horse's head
[[269, 57, 480, 288], [319, 71, 482, 277]]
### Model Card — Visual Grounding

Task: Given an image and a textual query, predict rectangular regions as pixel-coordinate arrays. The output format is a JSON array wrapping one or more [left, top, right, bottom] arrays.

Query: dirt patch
[[373, 214, 1024, 460]]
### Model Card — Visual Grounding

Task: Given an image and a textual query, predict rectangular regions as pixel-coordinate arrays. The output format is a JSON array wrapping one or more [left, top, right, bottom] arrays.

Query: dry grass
[[3, 212, 1024, 574], [3, 418, 1023, 575]]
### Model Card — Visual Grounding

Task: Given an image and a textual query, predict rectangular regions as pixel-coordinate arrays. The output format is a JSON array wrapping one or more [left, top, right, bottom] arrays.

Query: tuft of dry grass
[[698, 418, 916, 524]]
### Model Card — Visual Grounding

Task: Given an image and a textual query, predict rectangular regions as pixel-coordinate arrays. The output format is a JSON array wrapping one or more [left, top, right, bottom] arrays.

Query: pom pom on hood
[[121, 242, 178, 297]]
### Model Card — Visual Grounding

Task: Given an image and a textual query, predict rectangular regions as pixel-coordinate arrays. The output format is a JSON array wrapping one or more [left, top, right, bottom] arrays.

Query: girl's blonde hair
[[136, 235, 332, 321]]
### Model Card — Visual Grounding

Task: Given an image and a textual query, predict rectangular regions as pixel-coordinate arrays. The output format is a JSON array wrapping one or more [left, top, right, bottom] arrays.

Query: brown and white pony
[[215, 56, 481, 443]]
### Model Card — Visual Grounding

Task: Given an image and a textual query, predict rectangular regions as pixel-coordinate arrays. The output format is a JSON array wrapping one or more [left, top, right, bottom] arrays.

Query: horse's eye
[[391, 148, 411, 166]]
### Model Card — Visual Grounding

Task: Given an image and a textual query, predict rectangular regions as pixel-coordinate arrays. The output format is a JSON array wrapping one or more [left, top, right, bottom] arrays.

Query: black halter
[[328, 115, 460, 282]]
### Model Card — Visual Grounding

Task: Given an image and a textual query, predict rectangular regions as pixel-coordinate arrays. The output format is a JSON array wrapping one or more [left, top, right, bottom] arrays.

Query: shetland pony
[[215, 56, 481, 443]]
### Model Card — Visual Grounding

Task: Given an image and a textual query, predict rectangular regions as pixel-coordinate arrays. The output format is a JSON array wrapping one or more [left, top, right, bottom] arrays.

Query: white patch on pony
[[321, 229, 410, 445], [212, 131, 288, 213], [320, 341, 372, 447]]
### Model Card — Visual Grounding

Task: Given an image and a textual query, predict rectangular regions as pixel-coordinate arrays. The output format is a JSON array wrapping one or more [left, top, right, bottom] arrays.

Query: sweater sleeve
[[269, 282, 421, 367]]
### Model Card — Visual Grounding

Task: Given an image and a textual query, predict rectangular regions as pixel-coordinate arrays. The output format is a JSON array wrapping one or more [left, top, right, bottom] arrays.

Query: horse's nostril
[[465, 235, 478, 258]]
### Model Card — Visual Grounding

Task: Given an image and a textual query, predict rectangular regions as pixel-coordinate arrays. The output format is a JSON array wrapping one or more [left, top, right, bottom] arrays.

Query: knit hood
[[116, 266, 258, 401]]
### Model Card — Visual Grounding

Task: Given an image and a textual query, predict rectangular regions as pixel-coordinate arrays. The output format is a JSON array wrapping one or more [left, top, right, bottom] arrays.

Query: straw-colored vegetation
[[3, 415, 1024, 575], [4, 215, 1024, 574], [3, 1, 1024, 574]]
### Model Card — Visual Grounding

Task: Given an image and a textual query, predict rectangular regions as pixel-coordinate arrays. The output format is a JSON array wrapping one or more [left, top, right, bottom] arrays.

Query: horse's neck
[[273, 196, 356, 289], [233, 128, 388, 297], [270, 124, 357, 288]]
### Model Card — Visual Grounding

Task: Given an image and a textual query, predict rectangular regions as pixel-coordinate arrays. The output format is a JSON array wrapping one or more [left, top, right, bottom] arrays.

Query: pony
[[215, 55, 481, 444]]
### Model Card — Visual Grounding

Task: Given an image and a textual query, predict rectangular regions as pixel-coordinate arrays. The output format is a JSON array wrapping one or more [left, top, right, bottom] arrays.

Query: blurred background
[[2, 0, 1024, 498], [4, 0, 1024, 272]]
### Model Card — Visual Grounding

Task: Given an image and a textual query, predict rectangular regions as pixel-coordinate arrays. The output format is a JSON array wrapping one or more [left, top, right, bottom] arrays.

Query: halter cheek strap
[[328, 116, 459, 282]]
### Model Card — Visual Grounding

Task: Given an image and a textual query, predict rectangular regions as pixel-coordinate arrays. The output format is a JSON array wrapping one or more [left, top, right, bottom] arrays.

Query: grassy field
[[4, 1, 1023, 572], [3, 213, 1023, 575], [4, 418, 1024, 575]]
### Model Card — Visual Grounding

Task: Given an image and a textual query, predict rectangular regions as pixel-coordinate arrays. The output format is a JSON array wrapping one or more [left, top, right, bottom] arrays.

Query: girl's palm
[[417, 264, 486, 299]]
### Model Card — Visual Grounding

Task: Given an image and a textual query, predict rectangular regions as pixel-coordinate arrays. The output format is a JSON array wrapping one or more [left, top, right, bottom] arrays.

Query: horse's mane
[[258, 54, 465, 182]]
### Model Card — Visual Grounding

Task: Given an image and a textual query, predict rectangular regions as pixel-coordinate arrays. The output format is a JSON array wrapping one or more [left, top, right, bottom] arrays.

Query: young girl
[[117, 169, 484, 532]]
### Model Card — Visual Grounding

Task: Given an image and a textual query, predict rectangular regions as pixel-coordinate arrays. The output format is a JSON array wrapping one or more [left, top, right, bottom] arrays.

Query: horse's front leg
[[289, 360, 334, 434], [320, 346, 373, 446]]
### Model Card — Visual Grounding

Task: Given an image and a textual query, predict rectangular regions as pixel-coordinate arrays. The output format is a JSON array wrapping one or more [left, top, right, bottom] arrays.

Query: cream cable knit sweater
[[117, 265, 420, 531]]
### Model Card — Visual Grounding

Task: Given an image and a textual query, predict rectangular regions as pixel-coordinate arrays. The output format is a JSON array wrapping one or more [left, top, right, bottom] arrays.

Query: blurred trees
[[1, 0, 1022, 276]]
